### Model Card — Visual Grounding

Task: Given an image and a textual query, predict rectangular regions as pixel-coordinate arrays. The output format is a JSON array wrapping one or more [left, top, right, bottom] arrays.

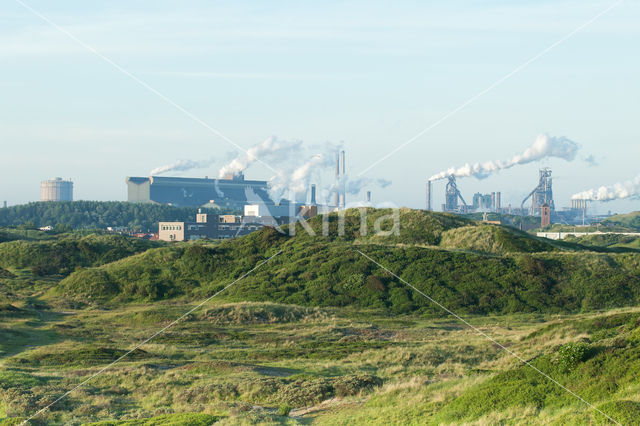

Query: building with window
[[158, 210, 270, 242]]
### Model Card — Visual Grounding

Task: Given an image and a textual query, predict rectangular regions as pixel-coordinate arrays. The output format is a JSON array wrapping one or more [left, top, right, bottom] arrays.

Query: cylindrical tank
[[41, 178, 73, 202]]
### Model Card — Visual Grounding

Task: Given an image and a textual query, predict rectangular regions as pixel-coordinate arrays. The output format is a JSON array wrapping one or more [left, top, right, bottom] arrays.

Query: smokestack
[[310, 184, 317, 205], [426, 181, 432, 211], [491, 192, 496, 211], [335, 151, 340, 207], [341, 150, 346, 208], [367, 191, 371, 202], [496, 192, 501, 211]]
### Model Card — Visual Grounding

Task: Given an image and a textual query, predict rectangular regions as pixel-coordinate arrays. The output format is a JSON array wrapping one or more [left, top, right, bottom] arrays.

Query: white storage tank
[[41, 178, 73, 202]]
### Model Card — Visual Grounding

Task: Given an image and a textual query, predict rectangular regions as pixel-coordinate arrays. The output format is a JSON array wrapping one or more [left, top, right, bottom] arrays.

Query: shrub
[[278, 403, 292, 416], [555, 342, 591, 373]]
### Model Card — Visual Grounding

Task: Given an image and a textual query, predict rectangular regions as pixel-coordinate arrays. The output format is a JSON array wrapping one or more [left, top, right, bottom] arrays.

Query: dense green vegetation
[[2, 208, 640, 424], [0, 201, 238, 232], [50, 209, 640, 316], [0, 233, 162, 277], [564, 233, 640, 250], [432, 311, 640, 424], [602, 211, 640, 231]]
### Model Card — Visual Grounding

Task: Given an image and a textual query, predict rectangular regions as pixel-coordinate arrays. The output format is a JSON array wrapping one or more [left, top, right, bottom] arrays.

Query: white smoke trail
[[343, 177, 391, 195], [152, 136, 393, 204], [218, 136, 302, 178], [150, 159, 214, 176], [268, 151, 336, 202], [572, 174, 640, 202], [429, 134, 579, 181]]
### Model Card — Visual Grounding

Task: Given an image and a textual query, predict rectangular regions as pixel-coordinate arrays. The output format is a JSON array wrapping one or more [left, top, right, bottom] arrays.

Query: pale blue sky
[[1, 0, 638, 214]]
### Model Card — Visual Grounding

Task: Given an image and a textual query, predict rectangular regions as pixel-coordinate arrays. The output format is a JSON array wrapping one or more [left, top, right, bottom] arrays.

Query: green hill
[[601, 211, 640, 231], [433, 311, 640, 424], [52, 209, 640, 314], [4, 208, 640, 424], [0, 233, 162, 277]]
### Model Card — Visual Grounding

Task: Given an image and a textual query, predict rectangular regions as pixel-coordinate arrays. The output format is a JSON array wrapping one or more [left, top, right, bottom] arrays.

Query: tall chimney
[[426, 180, 432, 211], [310, 184, 317, 205], [496, 192, 501, 211], [335, 151, 340, 207], [491, 192, 496, 211], [341, 150, 346, 208], [367, 191, 371, 203]]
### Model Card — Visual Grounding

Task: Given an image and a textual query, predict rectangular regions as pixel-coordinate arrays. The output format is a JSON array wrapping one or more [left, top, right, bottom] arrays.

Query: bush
[[278, 403, 292, 416], [555, 342, 591, 373]]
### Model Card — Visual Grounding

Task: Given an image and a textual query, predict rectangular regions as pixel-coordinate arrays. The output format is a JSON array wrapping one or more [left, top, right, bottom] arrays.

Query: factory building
[[159, 210, 267, 242], [159, 202, 319, 242], [126, 172, 273, 209], [436, 175, 502, 214], [41, 178, 73, 202], [470, 192, 502, 212]]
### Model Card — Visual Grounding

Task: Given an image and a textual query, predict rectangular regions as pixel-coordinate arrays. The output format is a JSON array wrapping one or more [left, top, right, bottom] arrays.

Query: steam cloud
[[150, 159, 214, 176], [572, 175, 640, 202], [268, 152, 334, 201], [218, 136, 302, 178], [151, 135, 392, 203], [429, 134, 579, 181]]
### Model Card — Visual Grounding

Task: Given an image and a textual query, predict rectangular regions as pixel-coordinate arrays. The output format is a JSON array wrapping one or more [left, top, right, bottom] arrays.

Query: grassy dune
[[1, 209, 640, 424]]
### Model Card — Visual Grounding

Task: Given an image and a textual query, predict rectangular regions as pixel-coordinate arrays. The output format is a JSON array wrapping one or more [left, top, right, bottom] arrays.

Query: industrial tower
[[521, 168, 554, 216], [444, 175, 468, 213]]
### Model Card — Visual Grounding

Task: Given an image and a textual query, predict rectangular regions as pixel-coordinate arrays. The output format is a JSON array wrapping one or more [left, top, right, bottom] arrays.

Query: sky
[[0, 0, 639, 215]]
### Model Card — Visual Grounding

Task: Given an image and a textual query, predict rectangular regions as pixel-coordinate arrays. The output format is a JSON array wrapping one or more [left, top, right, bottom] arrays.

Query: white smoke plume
[[152, 135, 393, 204], [429, 134, 580, 181], [572, 174, 640, 202], [218, 136, 302, 178], [343, 177, 391, 194], [266, 143, 393, 202], [268, 148, 337, 202], [150, 158, 214, 176]]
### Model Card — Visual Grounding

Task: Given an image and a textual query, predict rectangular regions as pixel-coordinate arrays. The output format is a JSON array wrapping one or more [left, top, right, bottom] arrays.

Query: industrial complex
[[28, 147, 607, 236], [427, 167, 591, 226]]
